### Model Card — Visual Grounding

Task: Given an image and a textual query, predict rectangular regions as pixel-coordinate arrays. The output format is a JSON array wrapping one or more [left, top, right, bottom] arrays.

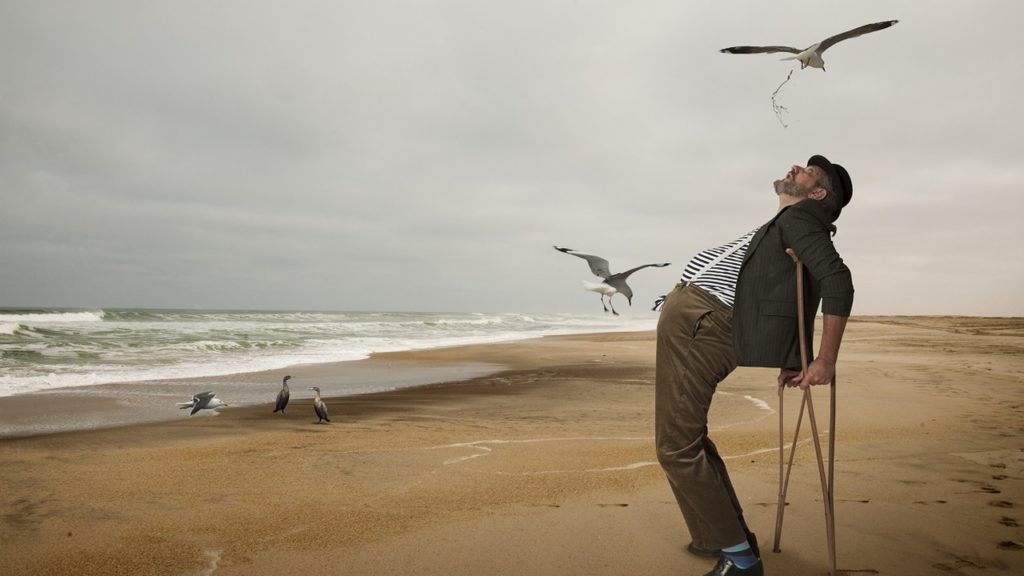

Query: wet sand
[[1, 317, 1023, 575]]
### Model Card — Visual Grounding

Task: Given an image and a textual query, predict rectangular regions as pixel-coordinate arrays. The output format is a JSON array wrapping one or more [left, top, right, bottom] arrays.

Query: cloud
[[1, 1, 1022, 315]]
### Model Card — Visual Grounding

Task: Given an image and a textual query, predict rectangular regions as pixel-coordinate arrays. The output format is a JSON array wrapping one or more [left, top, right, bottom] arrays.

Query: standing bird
[[309, 387, 331, 424], [176, 391, 228, 416], [554, 246, 670, 316], [273, 375, 291, 414], [720, 20, 898, 71]]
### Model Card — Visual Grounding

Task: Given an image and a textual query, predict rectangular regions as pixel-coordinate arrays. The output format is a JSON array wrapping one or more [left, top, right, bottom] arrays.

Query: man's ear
[[809, 187, 828, 201]]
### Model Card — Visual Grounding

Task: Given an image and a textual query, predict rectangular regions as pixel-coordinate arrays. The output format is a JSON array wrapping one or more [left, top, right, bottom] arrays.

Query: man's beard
[[774, 178, 812, 198]]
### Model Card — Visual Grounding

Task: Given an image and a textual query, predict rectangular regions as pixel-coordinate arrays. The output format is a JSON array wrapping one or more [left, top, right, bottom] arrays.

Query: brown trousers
[[655, 282, 746, 550]]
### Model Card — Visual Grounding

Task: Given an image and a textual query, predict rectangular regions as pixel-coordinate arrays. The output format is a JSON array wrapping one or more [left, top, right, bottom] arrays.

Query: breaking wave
[[0, 308, 656, 396]]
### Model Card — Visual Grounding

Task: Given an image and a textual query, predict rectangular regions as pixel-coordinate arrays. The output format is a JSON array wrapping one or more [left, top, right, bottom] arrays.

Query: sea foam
[[0, 310, 105, 324], [0, 309, 657, 397]]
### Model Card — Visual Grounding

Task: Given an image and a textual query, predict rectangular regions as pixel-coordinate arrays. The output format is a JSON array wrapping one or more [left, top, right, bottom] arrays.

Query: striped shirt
[[682, 227, 759, 307], [653, 228, 760, 310]]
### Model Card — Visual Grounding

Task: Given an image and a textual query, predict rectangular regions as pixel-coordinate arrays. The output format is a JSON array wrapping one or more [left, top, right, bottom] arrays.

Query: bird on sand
[[720, 20, 898, 71], [176, 391, 228, 416], [309, 387, 331, 424], [273, 375, 291, 414], [554, 246, 670, 316]]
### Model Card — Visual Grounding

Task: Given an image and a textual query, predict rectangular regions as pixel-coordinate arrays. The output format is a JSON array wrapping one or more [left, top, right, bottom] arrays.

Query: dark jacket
[[732, 199, 854, 369]]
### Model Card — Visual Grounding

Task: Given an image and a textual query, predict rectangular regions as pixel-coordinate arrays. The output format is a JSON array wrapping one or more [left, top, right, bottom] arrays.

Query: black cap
[[807, 155, 852, 214]]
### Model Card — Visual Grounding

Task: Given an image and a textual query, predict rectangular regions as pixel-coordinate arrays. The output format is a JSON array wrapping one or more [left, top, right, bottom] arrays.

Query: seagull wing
[[720, 45, 802, 55], [607, 262, 671, 282], [817, 20, 898, 53], [553, 246, 612, 278], [603, 263, 670, 301], [190, 391, 216, 415]]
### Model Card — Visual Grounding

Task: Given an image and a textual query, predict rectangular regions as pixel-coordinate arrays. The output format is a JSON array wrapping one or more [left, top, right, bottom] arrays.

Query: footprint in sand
[[989, 500, 1015, 508], [932, 554, 985, 571], [998, 516, 1019, 527], [997, 540, 1023, 551]]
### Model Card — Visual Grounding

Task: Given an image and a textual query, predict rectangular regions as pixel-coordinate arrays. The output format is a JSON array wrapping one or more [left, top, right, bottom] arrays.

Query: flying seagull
[[554, 246, 670, 316], [273, 375, 291, 414], [720, 20, 898, 71], [176, 391, 228, 416], [309, 387, 331, 424]]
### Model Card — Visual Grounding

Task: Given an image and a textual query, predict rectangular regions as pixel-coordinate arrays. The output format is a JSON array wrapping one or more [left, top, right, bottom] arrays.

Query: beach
[[1, 316, 1022, 575]]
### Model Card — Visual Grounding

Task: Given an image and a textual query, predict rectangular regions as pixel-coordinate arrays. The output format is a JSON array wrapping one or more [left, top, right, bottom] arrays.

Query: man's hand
[[779, 314, 847, 389], [778, 368, 802, 388], [779, 358, 835, 389]]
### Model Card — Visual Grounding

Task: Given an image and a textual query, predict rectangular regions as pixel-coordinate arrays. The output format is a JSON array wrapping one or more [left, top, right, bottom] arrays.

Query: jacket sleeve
[[779, 202, 854, 317]]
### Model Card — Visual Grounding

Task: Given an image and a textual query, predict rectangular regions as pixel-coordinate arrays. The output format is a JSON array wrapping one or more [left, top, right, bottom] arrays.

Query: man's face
[[774, 164, 825, 198]]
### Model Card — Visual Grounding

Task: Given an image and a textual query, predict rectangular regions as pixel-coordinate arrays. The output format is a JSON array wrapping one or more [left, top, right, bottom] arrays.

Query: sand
[[1, 317, 1022, 575]]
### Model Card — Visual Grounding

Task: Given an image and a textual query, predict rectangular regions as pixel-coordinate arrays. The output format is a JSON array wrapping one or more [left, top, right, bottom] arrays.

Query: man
[[654, 155, 854, 576]]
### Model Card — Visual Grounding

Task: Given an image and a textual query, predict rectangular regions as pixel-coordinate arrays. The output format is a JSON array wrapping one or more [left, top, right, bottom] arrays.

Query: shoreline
[[2, 318, 1022, 575], [0, 329, 658, 439], [0, 308, 658, 401], [0, 355, 505, 439], [0, 315, 1009, 439]]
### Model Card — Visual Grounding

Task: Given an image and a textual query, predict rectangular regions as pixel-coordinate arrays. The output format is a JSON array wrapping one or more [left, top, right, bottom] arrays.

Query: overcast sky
[[2, 1, 1021, 316]]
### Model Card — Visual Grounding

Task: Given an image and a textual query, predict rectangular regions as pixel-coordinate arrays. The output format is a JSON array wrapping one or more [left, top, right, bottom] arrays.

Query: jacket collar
[[741, 205, 790, 269], [740, 200, 833, 269]]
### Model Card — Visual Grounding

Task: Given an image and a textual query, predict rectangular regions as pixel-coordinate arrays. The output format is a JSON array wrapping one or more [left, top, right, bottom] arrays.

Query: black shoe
[[703, 556, 764, 576], [687, 542, 721, 558]]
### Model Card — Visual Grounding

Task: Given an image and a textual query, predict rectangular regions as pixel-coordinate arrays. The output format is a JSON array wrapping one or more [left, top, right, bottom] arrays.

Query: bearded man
[[654, 155, 854, 576]]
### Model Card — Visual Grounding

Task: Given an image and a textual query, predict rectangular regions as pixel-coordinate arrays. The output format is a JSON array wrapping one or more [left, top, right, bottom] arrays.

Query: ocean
[[0, 308, 656, 399]]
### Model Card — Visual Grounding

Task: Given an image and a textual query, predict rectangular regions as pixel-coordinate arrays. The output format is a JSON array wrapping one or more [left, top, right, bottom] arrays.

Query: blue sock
[[722, 540, 760, 569]]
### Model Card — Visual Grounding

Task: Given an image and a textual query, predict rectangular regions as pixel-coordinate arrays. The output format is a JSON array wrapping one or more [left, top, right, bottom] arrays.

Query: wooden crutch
[[771, 248, 837, 576]]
